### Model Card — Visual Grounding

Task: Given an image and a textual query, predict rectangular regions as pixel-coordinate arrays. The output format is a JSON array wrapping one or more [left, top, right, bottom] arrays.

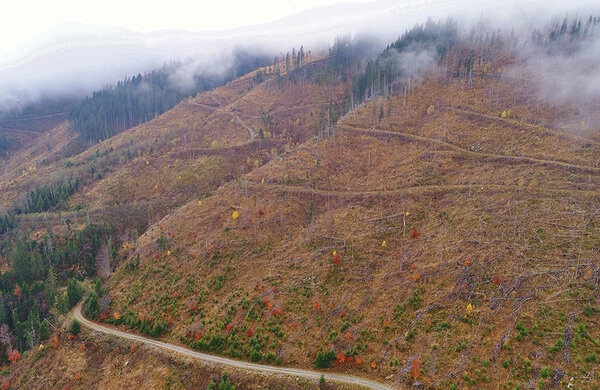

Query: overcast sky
[[2, 0, 599, 112], [1, 0, 375, 55]]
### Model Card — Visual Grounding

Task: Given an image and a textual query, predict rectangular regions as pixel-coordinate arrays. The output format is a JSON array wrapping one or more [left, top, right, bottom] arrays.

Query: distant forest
[[69, 50, 272, 145]]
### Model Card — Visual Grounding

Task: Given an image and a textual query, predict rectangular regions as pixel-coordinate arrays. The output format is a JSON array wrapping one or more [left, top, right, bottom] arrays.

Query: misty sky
[[2, 0, 600, 112], [2, 0, 373, 55]]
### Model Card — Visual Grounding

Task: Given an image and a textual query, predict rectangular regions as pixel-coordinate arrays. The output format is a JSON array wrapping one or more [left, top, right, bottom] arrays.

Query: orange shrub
[[0, 379, 8, 390], [412, 274, 421, 282], [411, 358, 421, 379], [492, 273, 503, 286], [13, 286, 21, 298], [313, 301, 320, 310]]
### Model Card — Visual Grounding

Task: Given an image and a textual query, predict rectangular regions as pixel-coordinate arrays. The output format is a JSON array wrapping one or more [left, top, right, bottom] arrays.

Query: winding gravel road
[[73, 304, 395, 390]]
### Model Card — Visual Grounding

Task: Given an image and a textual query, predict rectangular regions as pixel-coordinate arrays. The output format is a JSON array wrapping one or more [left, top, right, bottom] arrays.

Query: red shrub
[[1, 379, 8, 390], [246, 328, 254, 337], [258, 209, 264, 216], [333, 254, 340, 265], [410, 228, 420, 239], [492, 273, 503, 286]]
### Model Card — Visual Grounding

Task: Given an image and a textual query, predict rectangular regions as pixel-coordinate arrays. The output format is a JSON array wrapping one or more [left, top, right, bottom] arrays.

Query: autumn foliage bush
[[410, 228, 420, 238], [7, 348, 21, 363], [492, 273, 503, 286], [411, 358, 421, 379]]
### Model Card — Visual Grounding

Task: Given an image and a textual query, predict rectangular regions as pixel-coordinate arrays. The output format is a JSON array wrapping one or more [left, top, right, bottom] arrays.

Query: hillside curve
[[73, 304, 396, 390]]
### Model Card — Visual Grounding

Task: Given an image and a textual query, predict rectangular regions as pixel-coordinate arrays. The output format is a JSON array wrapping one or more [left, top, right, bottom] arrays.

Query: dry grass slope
[[103, 67, 600, 389]]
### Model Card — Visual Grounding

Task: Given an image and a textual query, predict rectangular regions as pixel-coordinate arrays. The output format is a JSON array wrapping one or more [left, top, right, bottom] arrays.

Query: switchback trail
[[73, 304, 395, 390], [247, 182, 600, 200], [450, 107, 600, 146], [208, 92, 256, 140], [338, 124, 600, 175]]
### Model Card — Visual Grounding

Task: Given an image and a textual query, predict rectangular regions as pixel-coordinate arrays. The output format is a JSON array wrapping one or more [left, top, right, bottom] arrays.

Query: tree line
[[352, 18, 458, 103], [0, 223, 113, 359], [69, 50, 272, 145], [12, 178, 79, 214]]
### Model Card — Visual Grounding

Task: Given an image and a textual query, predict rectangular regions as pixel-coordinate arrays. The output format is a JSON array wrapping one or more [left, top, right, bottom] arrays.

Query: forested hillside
[[69, 51, 272, 145]]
